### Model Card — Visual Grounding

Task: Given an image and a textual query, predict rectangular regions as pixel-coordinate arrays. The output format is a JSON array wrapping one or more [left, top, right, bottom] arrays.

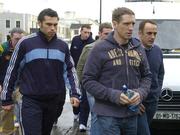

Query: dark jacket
[[145, 45, 164, 102], [70, 34, 94, 67], [0, 41, 14, 85], [1, 31, 80, 106], [82, 32, 151, 118]]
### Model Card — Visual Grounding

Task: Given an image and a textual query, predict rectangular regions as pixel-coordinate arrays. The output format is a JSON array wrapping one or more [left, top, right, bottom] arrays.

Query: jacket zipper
[[124, 49, 130, 87]]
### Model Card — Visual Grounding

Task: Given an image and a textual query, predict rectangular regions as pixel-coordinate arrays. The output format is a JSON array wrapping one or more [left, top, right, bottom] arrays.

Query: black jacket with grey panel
[[82, 31, 151, 118]]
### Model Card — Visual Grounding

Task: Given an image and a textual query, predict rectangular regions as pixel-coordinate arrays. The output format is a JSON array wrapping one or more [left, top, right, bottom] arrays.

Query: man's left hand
[[129, 91, 141, 105], [2, 104, 14, 111], [139, 103, 146, 115]]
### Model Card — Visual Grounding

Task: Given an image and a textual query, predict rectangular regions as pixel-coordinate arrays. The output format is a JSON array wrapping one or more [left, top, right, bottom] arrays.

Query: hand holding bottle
[[119, 92, 132, 105], [120, 85, 140, 112], [129, 91, 140, 106]]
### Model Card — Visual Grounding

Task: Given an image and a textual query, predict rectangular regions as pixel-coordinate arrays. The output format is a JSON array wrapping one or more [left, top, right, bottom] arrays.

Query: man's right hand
[[120, 91, 141, 106], [2, 104, 14, 111], [70, 97, 80, 107], [119, 93, 131, 105]]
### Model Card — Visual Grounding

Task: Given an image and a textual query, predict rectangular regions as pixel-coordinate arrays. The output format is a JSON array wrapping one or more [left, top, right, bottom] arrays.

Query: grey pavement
[[50, 95, 90, 135]]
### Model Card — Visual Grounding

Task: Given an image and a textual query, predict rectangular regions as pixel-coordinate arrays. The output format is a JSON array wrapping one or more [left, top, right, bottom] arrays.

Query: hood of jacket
[[105, 31, 141, 49]]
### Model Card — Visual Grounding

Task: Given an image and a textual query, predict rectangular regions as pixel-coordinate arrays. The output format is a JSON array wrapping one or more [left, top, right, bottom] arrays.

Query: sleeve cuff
[[1, 99, 14, 106]]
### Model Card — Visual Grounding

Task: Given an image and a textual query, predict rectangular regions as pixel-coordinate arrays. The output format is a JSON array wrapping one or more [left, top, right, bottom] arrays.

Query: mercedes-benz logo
[[161, 88, 173, 101]]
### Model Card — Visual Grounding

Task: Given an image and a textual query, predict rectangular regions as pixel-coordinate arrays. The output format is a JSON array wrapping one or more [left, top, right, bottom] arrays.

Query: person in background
[[0, 8, 80, 135], [82, 7, 152, 135], [137, 20, 165, 135], [70, 24, 94, 68], [77, 22, 113, 133], [0, 28, 25, 134], [70, 24, 94, 122], [95, 35, 99, 40]]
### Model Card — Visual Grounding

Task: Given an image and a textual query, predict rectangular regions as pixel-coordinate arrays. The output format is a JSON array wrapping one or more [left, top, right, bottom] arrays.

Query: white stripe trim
[[1, 34, 37, 100], [69, 56, 81, 95]]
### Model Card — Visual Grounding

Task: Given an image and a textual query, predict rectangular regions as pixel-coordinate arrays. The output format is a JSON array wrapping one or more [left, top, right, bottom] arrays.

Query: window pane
[[6, 20, 10, 28], [16, 21, 20, 28], [74, 30, 79, 35], [133, 20, 180, 49]]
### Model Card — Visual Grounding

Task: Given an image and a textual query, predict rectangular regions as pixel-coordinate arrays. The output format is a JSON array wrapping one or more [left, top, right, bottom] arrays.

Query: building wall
[[0, 12, 37, 42], [69, 18, 99, 40], [0, 10, 99, 44], [0, 2, 3, 13]]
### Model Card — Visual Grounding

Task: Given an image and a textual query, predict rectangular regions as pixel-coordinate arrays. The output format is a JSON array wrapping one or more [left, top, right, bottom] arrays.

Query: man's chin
[[148, 43, 153, 46], [48, 34, 55, 38]]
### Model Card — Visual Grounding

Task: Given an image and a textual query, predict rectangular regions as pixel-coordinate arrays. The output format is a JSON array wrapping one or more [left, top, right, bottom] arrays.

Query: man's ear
[[112, 21, 117, 29], [138, 31, 142, 38], [38, 21, 41, 27]]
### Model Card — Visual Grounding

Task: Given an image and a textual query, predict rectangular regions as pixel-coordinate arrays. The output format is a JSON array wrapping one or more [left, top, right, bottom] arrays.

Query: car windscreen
[[132, 19, 180, 50]]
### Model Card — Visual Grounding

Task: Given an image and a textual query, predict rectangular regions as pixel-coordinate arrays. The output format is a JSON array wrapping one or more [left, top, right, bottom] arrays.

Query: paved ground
[[50, 100, 90, 135]]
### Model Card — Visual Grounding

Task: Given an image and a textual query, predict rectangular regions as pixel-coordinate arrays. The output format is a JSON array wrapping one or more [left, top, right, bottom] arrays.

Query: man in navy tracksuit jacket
[[1, 8, 80, 135]]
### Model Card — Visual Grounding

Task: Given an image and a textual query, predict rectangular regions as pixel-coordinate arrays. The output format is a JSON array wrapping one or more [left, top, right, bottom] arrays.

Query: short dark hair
[[9, 28, 24, 36], [112, 7, 135, 23], [38, 8, 59, 22], [80, 24, 91, 31], [139, 20, 157, 32], [99, 22, 112, 33]]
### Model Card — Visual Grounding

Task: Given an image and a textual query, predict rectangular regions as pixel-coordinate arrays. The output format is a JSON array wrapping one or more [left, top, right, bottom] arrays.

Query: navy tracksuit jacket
[[0, 30, 80, 135]]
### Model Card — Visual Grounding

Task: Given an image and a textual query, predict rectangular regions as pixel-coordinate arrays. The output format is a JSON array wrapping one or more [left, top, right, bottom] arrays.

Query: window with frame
[[74, 29, 79, 35], [6, 20, 10, 28], [16, 21, 20, 28]]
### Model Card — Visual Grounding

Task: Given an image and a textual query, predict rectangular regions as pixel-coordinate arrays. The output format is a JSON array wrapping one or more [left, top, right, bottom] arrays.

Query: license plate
[[153, 111, 180, 120]]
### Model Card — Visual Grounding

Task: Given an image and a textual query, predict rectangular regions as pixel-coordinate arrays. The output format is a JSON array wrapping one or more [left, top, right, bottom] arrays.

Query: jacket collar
[[105, 31, 141, 49], [38, 30, 57, 43]]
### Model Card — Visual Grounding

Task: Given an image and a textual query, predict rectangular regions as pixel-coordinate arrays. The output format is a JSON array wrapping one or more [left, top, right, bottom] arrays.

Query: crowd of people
[[0, 6, 164, 135]]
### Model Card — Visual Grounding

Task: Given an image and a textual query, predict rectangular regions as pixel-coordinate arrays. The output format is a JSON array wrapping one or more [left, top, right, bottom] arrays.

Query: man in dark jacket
[[70, 24, 94, 122], [77, 22, 113, 133], [82, 7, 151, 135], [137, 20, 165, 135], [70, 24, 94, 67], [1, 8, 80, 135], [0, 27, 25, 134], [0, 28, 25, 85]]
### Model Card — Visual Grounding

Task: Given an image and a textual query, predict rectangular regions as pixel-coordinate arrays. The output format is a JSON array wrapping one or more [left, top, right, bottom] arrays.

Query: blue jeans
[[137, 112, 150, 135], [97, 115, 137, 135], [145, 101, 158, 124], [86, 92, 99, 135], [137, 101, 158, 135], [13, 88, 22, 124], [14, 101, 21, 123]]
